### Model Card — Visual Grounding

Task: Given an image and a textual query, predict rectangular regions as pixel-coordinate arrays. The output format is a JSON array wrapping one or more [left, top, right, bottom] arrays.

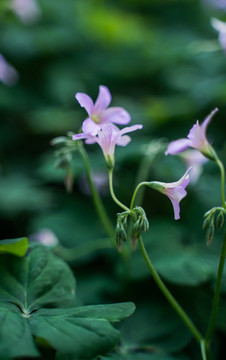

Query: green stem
[[137, 235, 204, 345], [108, 168, 130, 212], [205, 228, 226, 344], [200, 340, 208, 360], [78, 143, 115, 244], [54, 239, 112, 262], [215, 157, 226, 209], [130, 182, 149, 210]]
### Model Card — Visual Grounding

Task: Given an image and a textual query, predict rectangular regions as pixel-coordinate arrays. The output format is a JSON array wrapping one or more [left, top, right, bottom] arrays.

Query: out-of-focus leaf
[[0, 237, 28, 257]]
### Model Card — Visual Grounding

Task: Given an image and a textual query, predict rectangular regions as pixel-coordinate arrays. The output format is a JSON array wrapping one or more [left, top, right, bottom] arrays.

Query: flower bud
[[216, 211, 225, 230], [206, 222, 214, 246], [202, 216, 210, 231]]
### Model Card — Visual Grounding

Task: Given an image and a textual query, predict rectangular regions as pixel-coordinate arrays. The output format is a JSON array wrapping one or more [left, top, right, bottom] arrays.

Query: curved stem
[[137, 235, 204, 345], [215, 157, 226, 209], [205, 228, 226, 344], [78, 143, 115, 244], [130, 182, 149, 210], [54, 239, 112, 262], [108, 168, 130, 212]]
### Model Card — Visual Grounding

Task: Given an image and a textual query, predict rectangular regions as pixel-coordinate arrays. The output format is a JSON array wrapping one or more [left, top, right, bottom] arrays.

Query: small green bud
[[206, 223, 214, 246], [202, 216, 210, 231], [216, 211, 225, 231]]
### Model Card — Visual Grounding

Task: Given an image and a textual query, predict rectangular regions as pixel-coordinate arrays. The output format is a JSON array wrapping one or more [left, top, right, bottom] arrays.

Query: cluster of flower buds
[[203, 208, 225, 246], [115, 207, 149, 251], [50, 132, 78, 193], [115, 211, 130, 251], [131, 207, 149, 238]]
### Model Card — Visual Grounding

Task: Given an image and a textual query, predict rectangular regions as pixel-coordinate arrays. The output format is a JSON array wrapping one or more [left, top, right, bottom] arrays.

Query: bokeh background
[[1, 0, 226, 359]]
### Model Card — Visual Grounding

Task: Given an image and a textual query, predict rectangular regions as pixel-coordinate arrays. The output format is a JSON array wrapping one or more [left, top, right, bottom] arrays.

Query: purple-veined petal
[[94, 85, 111, 112], [103, 107, 131, 125], [72, 133, 89, 141], [82, 118, 99, 135], [75, 92, 94, 116], [165, 138, 191, 155]]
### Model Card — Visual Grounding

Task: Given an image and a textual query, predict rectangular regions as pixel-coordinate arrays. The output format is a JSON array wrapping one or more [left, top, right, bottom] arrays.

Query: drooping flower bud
[[216, 211, 225, 230]]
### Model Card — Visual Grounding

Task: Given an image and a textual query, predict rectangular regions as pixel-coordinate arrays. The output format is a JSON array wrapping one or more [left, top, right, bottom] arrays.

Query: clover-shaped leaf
[[0, 244, 135, 359]]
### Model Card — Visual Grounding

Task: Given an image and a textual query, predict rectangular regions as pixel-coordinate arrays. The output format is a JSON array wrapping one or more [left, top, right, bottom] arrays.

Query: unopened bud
[[216, 211, 225, 230], [206, 224, 214, 246], [202, 216, 210, 231]]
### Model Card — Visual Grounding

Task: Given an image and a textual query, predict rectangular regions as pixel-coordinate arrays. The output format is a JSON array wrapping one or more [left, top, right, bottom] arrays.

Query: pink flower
[[211, 18, 226, 52], [165, 108, 218, 160], [180, 150, 208, 184], [149, 168, 191, 220], [75, 86, 131, 136], [73, 123, 142, 168], [0, 54, 19, 86]]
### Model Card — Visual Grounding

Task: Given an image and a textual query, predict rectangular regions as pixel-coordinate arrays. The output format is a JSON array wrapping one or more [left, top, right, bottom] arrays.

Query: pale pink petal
[[120, 124, 143, 136], [116, 135, 131, 146], [94, 85, 111, 112], [103, 107, 131, 125], [169, 199, 180, 220], [201, 108, 218, 133], [75, 93, 94, 116], [82, 118, 99, 135], [165, 138, 191, 155]]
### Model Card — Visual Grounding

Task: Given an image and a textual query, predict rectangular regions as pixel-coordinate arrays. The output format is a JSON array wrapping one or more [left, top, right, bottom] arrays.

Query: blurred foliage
[[1, 0, 226, 358]]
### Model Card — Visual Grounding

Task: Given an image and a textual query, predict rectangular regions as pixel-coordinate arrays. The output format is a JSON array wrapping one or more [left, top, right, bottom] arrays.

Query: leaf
[[0, 237, 28, 257], [30, 303, 135, 358], [0, 245, 135, 359], [0, 244, 76, 312], [0, 302, 39, 359]]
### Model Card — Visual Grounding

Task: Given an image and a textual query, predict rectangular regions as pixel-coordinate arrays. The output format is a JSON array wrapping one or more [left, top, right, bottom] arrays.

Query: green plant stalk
[[137, 235, 205, 346], [215, 157, 226, 209], [78, 143, 115, 244], [205, 156, 226, 344], [130, 181, 149, 210], [54, 239, 112, 262], [205, 227, 226, 344], [108, 168, 130, 212]]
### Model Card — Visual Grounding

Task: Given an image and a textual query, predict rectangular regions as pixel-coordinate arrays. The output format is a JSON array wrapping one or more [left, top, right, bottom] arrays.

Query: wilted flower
[[180, 150, 208, 184], [11, 0, 41, 24], [211, 18, 226, 52], [165, 108, 218, 160], [72, 123, 142, 168], [75, 85, 131, 136], [148, 168, 191, 220], [0, 54, 19, 86]]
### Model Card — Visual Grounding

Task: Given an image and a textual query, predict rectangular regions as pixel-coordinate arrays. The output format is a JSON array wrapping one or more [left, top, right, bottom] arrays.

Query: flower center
[[91, 114, 101, 123]]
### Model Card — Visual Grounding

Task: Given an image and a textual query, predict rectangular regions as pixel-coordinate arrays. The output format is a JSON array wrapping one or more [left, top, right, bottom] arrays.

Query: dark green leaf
[[0, 303, 39, 359], [30, 304, 135, 358], [0, 244, 76, 312]]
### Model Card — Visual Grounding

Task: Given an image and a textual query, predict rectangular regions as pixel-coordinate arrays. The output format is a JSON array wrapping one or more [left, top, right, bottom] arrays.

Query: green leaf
[[0, 245, 135, 359], [0, 244, 76, 312], [30, 303, 135, 358], [0, 302, 39, 359], [0, 237, 28, 257]]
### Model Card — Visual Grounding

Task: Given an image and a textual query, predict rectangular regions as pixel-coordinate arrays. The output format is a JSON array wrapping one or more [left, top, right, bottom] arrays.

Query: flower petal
[[75, 92, 94, 116], [116, 135, 131, 146], [201, 108, 218, 133], [94, 85, 111, 112], [169, 198, 180, 220], [165, 138, 191, 155], [103, 107, 131, 125], [82, 118, 99, 135], [120, 124, 143, 136]]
